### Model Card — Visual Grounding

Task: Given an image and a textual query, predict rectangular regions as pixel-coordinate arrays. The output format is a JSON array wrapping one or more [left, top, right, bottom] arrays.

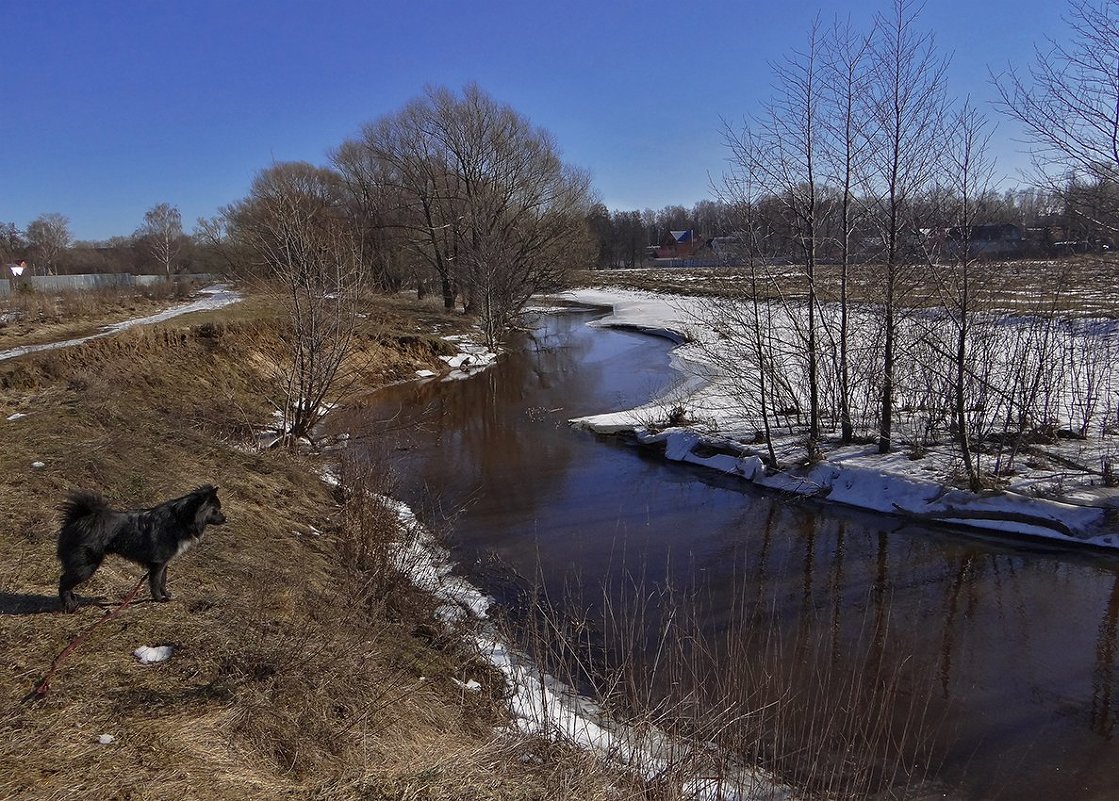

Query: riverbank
[[563, 287, 1119, 549], [0, 287, 632, 800]]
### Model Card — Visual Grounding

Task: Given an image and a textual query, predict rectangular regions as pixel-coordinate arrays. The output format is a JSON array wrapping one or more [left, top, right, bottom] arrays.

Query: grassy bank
[[0, 287, 624, 800], [0, 282, 202, 351]]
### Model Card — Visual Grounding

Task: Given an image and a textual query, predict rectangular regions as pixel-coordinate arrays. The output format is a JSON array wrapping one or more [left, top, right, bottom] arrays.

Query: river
[[334, 309, 1119, 800]]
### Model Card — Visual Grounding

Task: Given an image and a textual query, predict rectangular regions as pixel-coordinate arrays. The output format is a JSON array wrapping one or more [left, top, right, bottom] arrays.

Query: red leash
[[26, 573, 149, 702]]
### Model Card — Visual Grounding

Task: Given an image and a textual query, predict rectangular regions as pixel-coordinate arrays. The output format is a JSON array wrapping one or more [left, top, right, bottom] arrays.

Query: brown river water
[[335, 309, 1119, 800]]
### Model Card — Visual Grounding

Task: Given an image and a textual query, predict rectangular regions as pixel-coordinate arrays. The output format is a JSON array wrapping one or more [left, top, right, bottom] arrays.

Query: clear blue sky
[[3, 0, 1066, 242]]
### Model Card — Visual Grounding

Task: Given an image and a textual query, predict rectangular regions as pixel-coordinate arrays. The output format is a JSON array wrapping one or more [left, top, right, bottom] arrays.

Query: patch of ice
[[97, 734, 115, 745], [415, 369, 437, 378], [453, 678, 483, 692], [133, 645, 174, 664], [30, 461, 45, 469], [6, 412, 27, 421]]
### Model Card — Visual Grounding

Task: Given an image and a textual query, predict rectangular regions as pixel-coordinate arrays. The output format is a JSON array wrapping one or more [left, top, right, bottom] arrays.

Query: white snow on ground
[[563, 287, 1119, 549], [379, 495, 493, 622], [133, 645, 174, 664], [0, 284, 242, 364], [479, 632, 797, 800]]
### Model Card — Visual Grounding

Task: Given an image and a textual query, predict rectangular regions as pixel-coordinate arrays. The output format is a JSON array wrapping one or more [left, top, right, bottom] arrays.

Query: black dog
[[57, 485, 226, 612]]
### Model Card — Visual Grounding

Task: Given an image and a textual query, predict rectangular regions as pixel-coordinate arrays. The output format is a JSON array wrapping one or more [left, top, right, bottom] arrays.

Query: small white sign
[[9, 265, 24, 277]]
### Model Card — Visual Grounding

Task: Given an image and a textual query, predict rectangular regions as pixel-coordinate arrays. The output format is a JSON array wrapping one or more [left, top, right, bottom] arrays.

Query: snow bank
[[564, 287, 1119, 549], [439, 334, 499, 380], [477, 632, 797, 800]]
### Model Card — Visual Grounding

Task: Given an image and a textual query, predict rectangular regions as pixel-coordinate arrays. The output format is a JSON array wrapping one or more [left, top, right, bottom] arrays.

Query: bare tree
[[725, 18, 828, 454], [338, 84, 595, 345], [821, 16, 874, 444], [931, 103, 997, 490], [712, 160, 781, 467], [993, 0, 1119, 245], [0, 222, 25, 265], [225, 162, 365, 445], [26, 213, 71, 276], [137, 202, 184, 277], [866, 0, 948, 453]]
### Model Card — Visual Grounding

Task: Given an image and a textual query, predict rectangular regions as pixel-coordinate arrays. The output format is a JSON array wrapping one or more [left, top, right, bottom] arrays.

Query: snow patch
[[368, 487, 794, 799], [133, 645, 174, 664], [566, 287, 1119, 549], [438, 334, 499, 381]]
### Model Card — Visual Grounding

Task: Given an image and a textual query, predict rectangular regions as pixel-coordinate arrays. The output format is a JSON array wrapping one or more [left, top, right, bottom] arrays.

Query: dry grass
[[0, 289, 631, 801], [0, 282, 196, 351], [577, 255, 1119, 317]]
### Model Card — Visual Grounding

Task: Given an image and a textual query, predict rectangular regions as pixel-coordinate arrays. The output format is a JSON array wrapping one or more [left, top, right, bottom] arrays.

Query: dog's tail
[[57, 491, 111, 558], [59, 491, 109, 525]]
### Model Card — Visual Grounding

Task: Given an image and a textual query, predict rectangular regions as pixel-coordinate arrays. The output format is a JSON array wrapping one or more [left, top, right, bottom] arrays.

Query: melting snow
[[564, 287, 1119, 549], [133, 644, 174, 664]]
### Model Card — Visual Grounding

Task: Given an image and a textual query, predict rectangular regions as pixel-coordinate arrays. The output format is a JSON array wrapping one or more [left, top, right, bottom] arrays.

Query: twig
[[24, 573, 149, 703]]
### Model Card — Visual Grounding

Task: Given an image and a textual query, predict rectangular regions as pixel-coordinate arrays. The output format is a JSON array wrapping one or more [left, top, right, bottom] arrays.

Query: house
[[654, 230, 703, 259], [942, 223, 1024, 258]]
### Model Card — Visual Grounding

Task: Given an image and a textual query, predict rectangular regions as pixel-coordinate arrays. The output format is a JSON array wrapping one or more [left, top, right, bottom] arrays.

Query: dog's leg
[[149, 563, 172, 602], [58, 552, 102, 613]]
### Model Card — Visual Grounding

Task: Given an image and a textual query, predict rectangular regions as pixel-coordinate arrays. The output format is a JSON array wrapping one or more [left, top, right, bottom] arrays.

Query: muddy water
[[343, 310, 1119, 801]]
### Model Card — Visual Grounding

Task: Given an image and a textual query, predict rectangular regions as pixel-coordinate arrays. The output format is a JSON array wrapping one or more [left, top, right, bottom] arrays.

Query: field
[[576, 256, 1119, 317]]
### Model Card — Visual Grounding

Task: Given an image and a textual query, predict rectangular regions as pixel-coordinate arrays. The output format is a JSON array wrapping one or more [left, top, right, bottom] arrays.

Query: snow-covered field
[[563, 287, 1119, 549]]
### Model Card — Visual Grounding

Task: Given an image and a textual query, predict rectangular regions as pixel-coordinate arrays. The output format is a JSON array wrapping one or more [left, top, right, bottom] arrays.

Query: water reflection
[[341, 311, 1119, 800]]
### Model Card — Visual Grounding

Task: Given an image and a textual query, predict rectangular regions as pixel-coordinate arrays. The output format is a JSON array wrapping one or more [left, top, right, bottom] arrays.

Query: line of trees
[[585, 185, 1111, 270], [196, 85, 598, 442], [0, 206, 221, 277]]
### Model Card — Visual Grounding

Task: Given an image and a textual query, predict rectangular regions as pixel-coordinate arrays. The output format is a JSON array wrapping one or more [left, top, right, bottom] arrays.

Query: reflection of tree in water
[[1092, 573, 1119, 738], [346, 313, 602, 540], [557, 507, 950, 799]]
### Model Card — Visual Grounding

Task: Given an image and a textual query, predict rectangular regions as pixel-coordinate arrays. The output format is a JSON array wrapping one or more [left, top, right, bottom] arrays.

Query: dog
[[57, 485, 226, 612]]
